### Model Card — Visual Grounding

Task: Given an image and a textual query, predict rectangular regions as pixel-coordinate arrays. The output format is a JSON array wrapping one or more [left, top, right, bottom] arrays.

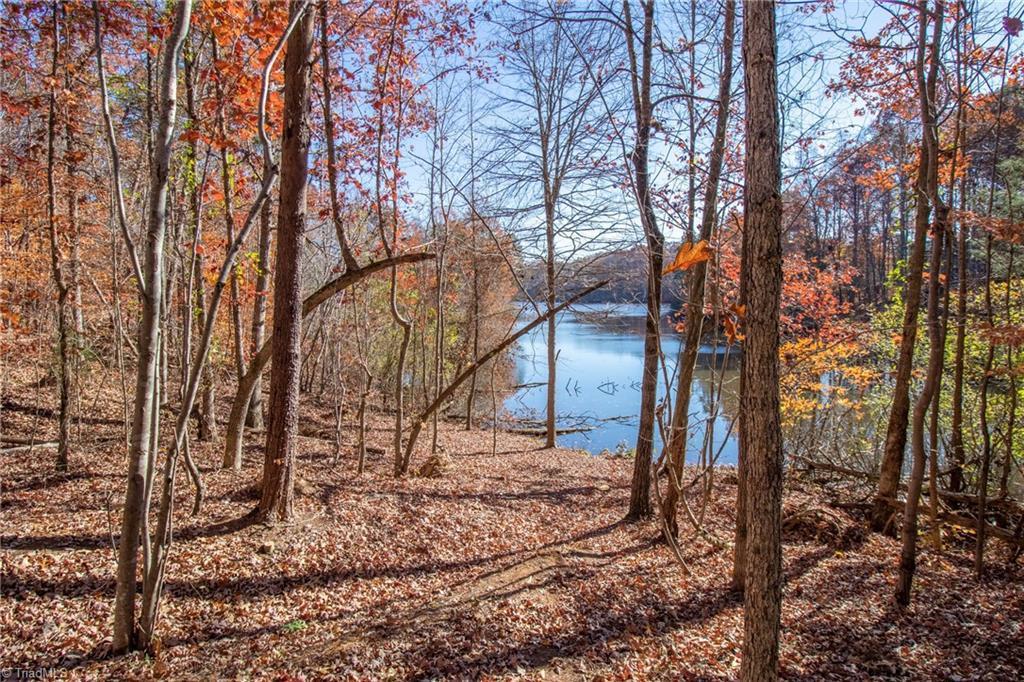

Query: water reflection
[[505, 302, 741, 464]]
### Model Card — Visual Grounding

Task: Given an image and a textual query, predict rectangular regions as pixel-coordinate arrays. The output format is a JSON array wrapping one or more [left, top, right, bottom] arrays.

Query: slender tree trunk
[[256, 0, 315, 523], [895, 0, 945, 606], [999, 246, 1017, 498], [950, 177, 968, 493], [662, 0, 734, 540], [975, 27, 1013, 574], [895, 209, 946, 605], [738, 2, 784, 678], [211, 40, 248, 386], [927, 228, 953, 551], [545, 203, 557, 448], [98, 0, 192, 653], [976, 234, 995, 578], [46, 2, 72, 472], [624, 0, 661, 522], [180, 31, 208, 513], [246, 197, 273, 429], [466, 235, 480, 431], [318, 0, 358, 270], [870, 0, 941, 534]]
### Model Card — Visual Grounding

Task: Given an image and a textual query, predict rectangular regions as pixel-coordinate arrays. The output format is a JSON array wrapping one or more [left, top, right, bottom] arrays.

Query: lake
[[505, 302, 741, 465]]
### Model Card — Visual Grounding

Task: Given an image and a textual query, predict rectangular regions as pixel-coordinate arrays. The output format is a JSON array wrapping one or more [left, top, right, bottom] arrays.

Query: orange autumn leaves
[[663, 239, 713, 275], [663, 240, 747, 345]]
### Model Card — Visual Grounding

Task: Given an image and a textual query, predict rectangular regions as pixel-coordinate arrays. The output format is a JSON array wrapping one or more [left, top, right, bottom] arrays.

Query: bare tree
[[490, 3, 615, 447], [896, 0, 950, 606], [661, 0, 735, 540]]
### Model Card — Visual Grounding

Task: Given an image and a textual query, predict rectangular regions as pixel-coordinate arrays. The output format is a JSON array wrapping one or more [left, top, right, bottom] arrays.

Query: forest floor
[[2, 369, 1024, 680]]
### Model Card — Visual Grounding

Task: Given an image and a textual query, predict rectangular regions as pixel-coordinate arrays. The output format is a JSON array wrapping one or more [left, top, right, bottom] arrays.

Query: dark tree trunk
[[46, 2, 72, 472], [256, 0, 314, 523], [895, 207, 946, 605], [870, 0, 940, 533], [738, 1, 784, 679], [624, 0, 661, 522], [976, 234, 995, 578], [545, 206, 557, 448], [662, 0, 734, 540]]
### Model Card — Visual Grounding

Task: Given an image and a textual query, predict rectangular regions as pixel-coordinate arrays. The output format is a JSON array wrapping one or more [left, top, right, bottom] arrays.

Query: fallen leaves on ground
[[2, 369, 1023, 680]]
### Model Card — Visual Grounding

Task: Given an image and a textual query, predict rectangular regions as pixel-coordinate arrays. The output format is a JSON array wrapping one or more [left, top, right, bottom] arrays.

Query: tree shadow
[[1, 510, 256, 555]]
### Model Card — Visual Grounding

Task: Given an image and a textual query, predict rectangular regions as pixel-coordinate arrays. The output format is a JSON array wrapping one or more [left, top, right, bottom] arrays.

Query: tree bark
[[256, 0, 315, 524], [949, 176, 968, 493], [624, 0, 662, 522], [895, 209, 946, 605], [894, 0, 944, 606], [212, 41, 248, 386], [98, 0, 192, 653], [870, 0, 940, 534], [246, 197, 273, 429], [738, 2, 784, 679], [976, 235, 995, 578], [46, 1, 72, 473], [662, 0, 734, 540]]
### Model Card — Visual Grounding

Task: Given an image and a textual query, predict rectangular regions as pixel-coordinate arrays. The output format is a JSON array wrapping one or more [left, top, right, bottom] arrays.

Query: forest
[[1, 0, 1023, 679]]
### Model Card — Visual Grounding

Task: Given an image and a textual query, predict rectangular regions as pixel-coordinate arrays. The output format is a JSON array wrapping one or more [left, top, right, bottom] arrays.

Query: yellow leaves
[[778, 338, 879, 426], [663, 240, 713, 275]]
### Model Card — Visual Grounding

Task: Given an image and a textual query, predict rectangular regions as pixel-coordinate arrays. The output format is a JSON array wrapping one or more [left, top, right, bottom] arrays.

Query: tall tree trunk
[[738, 2, 784, 679], [662, 0, 734, 540], [466, 233, 480, 431], [895, 209, 946, 605], [974, 26, 1013, 574], [927, 228, 953, 551], [999, 246, 1017, 498], [195, 262, 217, 440], [256, 0, 315, 523], [624, 0, 661, 522], [318, 0, 358, 264], [46, 1, 72, 472], [895, 0, 945, 606], [949, 176, 968, 493], [196, 37, 217, 438], [976, 234, 995, 577], [210, 40, 248, 387], [545, 202, 557, 448], [870, 0, 941, 534], [97, 0, 193, 653]]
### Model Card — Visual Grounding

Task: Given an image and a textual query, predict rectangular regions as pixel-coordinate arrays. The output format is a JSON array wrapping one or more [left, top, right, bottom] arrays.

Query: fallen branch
[[222, 251, 436, 469], [941, 511, 1024, 548], [1, 442, 60, 454]]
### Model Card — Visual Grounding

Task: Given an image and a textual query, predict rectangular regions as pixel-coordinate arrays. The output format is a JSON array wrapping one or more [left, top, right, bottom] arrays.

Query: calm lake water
[[505, 303, 741, 464]]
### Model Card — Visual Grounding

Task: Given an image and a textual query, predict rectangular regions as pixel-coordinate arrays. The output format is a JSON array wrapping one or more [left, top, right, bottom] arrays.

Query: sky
[[397, 0, 1016, 258]]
